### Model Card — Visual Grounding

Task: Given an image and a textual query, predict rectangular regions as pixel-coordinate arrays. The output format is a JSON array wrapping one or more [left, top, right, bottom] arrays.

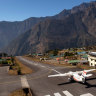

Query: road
[[0, 56, 96, 96]]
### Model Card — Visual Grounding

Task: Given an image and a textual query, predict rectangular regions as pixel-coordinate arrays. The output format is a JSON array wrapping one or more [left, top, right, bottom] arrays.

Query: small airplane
[[48, 69, 96, 83]]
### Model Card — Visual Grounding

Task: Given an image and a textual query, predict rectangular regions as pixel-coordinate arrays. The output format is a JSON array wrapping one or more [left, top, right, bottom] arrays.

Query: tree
[[64, 52, 74, 57], [17, 67, 21, 75], [53, 49, 58, 56]]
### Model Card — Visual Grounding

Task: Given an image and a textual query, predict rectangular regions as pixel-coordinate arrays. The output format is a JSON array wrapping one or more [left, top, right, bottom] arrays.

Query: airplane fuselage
[[48, 69, 95, 84], [69, 74, 86, 83]]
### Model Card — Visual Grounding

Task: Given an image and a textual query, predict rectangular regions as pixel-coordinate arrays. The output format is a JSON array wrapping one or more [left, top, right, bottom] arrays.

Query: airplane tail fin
[[82, 71, 87, 76], [82, 71, 92, 77]]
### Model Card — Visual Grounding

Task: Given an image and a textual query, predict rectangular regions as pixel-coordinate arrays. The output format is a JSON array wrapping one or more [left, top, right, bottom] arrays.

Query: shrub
[[9, 65, 13, 70], [17, 68, 22, 75]]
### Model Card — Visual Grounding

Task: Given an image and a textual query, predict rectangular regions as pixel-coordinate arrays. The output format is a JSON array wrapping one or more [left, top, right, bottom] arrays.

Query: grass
[[9, 57, 33, 75], [9, 88, 32, 96], [7, 59, 12, 64]]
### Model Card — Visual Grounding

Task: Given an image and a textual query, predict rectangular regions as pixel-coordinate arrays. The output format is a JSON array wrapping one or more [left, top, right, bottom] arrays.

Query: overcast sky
[[0, 0, 95, 21]]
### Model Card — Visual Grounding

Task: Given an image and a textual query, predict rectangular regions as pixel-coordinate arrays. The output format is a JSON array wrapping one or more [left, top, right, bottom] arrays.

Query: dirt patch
[[9, 88, 32, 96], [9, 57, 33, 75], [77, 64, 96, 72]]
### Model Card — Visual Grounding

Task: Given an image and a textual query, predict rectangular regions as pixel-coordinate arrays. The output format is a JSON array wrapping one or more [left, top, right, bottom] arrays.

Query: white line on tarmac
[[7, 67, 9, 72], [21, 76, 29, 88], [51, 69, 61, 74], [54, 92, 62, 96], [80, 93, 94, 96], [45, 95, 50, 96], [20, 57, 62, 74], [63, 90, 73, 96], [41, 66, 45, 68]]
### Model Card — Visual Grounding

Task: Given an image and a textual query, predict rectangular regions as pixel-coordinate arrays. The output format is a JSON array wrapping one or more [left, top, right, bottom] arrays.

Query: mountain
[[0, 1, 93, 49], [3, 1, 96, 55], [0, 17, 46, 48]]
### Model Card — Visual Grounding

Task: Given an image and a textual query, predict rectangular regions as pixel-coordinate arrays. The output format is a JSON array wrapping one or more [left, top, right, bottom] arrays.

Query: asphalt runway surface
[[0, 56, 96, 96]]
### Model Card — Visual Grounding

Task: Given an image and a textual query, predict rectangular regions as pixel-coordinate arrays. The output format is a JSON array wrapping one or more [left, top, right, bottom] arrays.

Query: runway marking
[[63, 90, 73, 96], [21, 76, 29, 88], [54, 92, 61, 96], [19, 57, 62, 72], [80, 93, 94, 96], [0, 69, 52, 85], [45, 91, 94, 96], [19, 56, 65, 76], [7, 67, 9, 72], [51, 69, 61, 74], [41, 66, 45, 67]]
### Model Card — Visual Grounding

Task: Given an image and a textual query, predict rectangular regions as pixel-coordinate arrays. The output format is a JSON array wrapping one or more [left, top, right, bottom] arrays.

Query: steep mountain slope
[[0, 17, 45, 48], [4, 1, 96, 55], [0, 1, 93, 48]]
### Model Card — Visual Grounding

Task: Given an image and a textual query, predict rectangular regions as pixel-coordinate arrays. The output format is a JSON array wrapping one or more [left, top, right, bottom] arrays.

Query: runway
[[0, 56, 96, 96], [17, 56, 96, 96]]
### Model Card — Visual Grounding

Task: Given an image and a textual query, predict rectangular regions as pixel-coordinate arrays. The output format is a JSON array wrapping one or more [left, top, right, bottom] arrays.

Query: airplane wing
[[74, 69, 96, 74], [48, 73, 72, 77], [48, 69, 96, 78], [83, 69, 96, 73]]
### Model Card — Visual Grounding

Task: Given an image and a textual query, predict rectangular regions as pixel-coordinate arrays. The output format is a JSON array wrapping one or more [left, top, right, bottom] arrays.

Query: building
[[77, 51, 86, 55], [88, 52, 96, 66], [37, 53, 43, 56], [0, 53, 8, 58], [81, 54, 88, 60], [68, 60, 88, 65]]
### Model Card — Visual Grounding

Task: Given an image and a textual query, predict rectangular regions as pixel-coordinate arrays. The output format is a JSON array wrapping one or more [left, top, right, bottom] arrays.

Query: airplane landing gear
[[82, 78, 86, 83], [68, 77, 73, 82]]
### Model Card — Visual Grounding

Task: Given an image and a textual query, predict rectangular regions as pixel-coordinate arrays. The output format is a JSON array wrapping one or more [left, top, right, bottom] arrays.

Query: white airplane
[[48, 69, 96, 83]]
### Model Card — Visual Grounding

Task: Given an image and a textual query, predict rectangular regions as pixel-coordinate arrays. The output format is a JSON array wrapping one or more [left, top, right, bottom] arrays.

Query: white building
[[88, 52, 96, 66]]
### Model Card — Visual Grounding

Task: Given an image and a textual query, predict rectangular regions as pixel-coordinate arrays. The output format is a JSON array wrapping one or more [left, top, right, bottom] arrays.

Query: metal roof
[[89, 52, 96, 57], [68, 60, 88, 63], [68, 60, 80, 63]]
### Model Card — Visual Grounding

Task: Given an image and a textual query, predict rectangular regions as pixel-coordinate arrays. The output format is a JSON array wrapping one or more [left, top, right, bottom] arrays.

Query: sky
[[0, 0, 95, 21]]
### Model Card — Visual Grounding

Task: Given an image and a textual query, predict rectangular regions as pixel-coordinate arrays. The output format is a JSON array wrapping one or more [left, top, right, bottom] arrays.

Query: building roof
[[68, 60, 80, 63], [89, 52, 96, 57], [77, 52, 86, 55], [82, 55, 88, 58], [68, 60, 88, 64], [0, 59, 7, 61]]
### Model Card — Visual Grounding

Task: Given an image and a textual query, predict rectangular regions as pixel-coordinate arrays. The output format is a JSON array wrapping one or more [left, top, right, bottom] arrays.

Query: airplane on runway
[[48, 69, 96, 83]]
